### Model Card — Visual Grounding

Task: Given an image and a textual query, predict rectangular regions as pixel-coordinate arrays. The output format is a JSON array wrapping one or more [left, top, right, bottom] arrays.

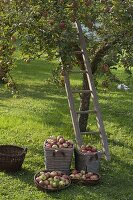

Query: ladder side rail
[[63, 70, 83, 146], [76, 21, 110, 160]]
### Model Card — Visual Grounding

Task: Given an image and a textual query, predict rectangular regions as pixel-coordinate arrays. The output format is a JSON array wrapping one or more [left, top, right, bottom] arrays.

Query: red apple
[[70, 174, 75, 178], [72, 169, 78, 175], [59, 180, 65, 187], [59, 144, 64, 148], [62, 143, 68, 148], [45, 143, 52, 148], [43, 180, 49, 186], [90, 174, 99, 180], [40, 174, 47, 181], [57, 171, 62, 176], [62, 175, 68, 179], [86, 172, 93, 178], [47, 184, 54, 189], [50, 171, 58, 177], [86, 145, 92, 151], [36, 176, 41, 183], [82, 175, 86, 180], [68, 144, 73, 148], [57, 135, 62, 141], [54, 176, 60, 181], [91, 147, 97, 152], [81, 170, 86, 175], [81, 149, 87, 153], [65, 179, 69, 185], [51, 144, 58, 148], [52, 181, 58, 188], [46, 139, 52, 144], [39, 171, 45, 175], [59, 137, 65, 144], [45, 172, 51, 179], [59, 22, 66, 29], [87, 150, 92, 154], [81, 145, 86, 150], [75, 174, 81, 179], [67, 140, 73, 145], [39, 180, 44, 186]]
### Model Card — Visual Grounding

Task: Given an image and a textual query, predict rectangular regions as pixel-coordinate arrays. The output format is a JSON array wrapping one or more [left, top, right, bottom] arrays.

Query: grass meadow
[[0, 59, 133, 200]]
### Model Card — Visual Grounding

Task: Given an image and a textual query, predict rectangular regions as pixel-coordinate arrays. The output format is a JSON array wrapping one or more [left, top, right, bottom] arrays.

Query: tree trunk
[[75, 42, 114, 131], [0, 67, 8, 83], [75, 49, 91, 132]]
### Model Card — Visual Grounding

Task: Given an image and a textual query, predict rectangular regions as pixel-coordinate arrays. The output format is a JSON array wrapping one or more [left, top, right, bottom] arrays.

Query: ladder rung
[[76, 110, 96, 114], [70, 70, 88, 74], [72, 89, 91, 93], [80, 131, 99, 135], [75, 50, 83, 54]]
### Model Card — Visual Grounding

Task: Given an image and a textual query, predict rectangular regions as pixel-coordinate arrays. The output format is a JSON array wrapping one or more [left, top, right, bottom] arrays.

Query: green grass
[[0, 60, 133, 200]]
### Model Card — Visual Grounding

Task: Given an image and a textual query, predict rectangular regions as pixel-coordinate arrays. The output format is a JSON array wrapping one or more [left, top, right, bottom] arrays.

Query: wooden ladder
[[62, 21, 110, 160]]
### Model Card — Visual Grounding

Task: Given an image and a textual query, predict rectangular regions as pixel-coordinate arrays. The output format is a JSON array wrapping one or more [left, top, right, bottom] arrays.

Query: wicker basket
[[0, 145, 27, 172], [34, 170, 71, 192], [44, 143, 74, 175], [74, 148, 102, 173], [69, 170, 101, 185]]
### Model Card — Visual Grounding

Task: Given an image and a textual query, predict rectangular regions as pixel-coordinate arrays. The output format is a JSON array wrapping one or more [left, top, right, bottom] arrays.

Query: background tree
[[1, 0, 133, 131]]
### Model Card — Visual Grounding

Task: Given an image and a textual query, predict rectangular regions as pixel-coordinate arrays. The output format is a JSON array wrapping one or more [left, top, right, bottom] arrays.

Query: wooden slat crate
[[44, 143, 74, 175], [74, 148, 102, 173]]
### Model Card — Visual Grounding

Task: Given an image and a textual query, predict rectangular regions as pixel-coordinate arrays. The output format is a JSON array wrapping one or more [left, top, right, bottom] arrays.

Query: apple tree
[[1, 0, 133, 131]]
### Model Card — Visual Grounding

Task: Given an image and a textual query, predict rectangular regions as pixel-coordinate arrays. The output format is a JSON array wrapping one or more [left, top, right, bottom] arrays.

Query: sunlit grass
[[0, 60, 133, 200]]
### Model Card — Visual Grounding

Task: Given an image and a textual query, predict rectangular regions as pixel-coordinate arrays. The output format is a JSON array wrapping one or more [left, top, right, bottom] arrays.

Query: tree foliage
[[0, 0, 133, 85], [1, 0, 133, 131]]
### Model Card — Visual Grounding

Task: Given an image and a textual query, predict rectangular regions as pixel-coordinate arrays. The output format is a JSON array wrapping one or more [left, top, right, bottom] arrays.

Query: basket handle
[[23, 147, 27, 154], [53, 150, 65, 157]]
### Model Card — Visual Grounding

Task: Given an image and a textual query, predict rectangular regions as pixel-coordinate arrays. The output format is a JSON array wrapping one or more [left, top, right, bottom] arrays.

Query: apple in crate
[[80, 145, 97, 154], [45, 136, 73, 149]]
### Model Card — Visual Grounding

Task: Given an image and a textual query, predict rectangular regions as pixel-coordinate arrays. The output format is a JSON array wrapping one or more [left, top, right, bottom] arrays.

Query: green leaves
[[1, 0, 132, 88]]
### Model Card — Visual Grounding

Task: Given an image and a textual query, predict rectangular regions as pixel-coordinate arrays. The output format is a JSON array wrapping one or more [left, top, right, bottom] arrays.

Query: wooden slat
[[76, 110, 96, 114], [75, 50, 83, 54], [72, 89, 91, 93], [76, 20, 110, 160], [80, 131, 99, 135], [63, 70, 83, 146], [70, 70, 88, 74]]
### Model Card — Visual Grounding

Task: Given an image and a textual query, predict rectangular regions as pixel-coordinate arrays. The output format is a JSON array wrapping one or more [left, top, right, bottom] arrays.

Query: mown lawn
[[0, 59, 133, 200]]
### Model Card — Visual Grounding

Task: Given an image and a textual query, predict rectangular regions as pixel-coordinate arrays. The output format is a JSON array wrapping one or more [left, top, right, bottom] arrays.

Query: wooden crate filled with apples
[[44, 136, 74, 174], [74, 144, 102, 173]]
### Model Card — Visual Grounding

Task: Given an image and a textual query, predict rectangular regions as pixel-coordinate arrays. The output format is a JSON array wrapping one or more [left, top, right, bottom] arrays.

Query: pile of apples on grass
[[35, 171, 70, 189], [70, 170, 99, 181], [45, 136, 73, 149]]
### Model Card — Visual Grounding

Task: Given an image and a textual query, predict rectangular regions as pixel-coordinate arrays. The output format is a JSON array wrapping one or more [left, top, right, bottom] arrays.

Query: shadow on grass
[[4, 168, 35, 185]]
